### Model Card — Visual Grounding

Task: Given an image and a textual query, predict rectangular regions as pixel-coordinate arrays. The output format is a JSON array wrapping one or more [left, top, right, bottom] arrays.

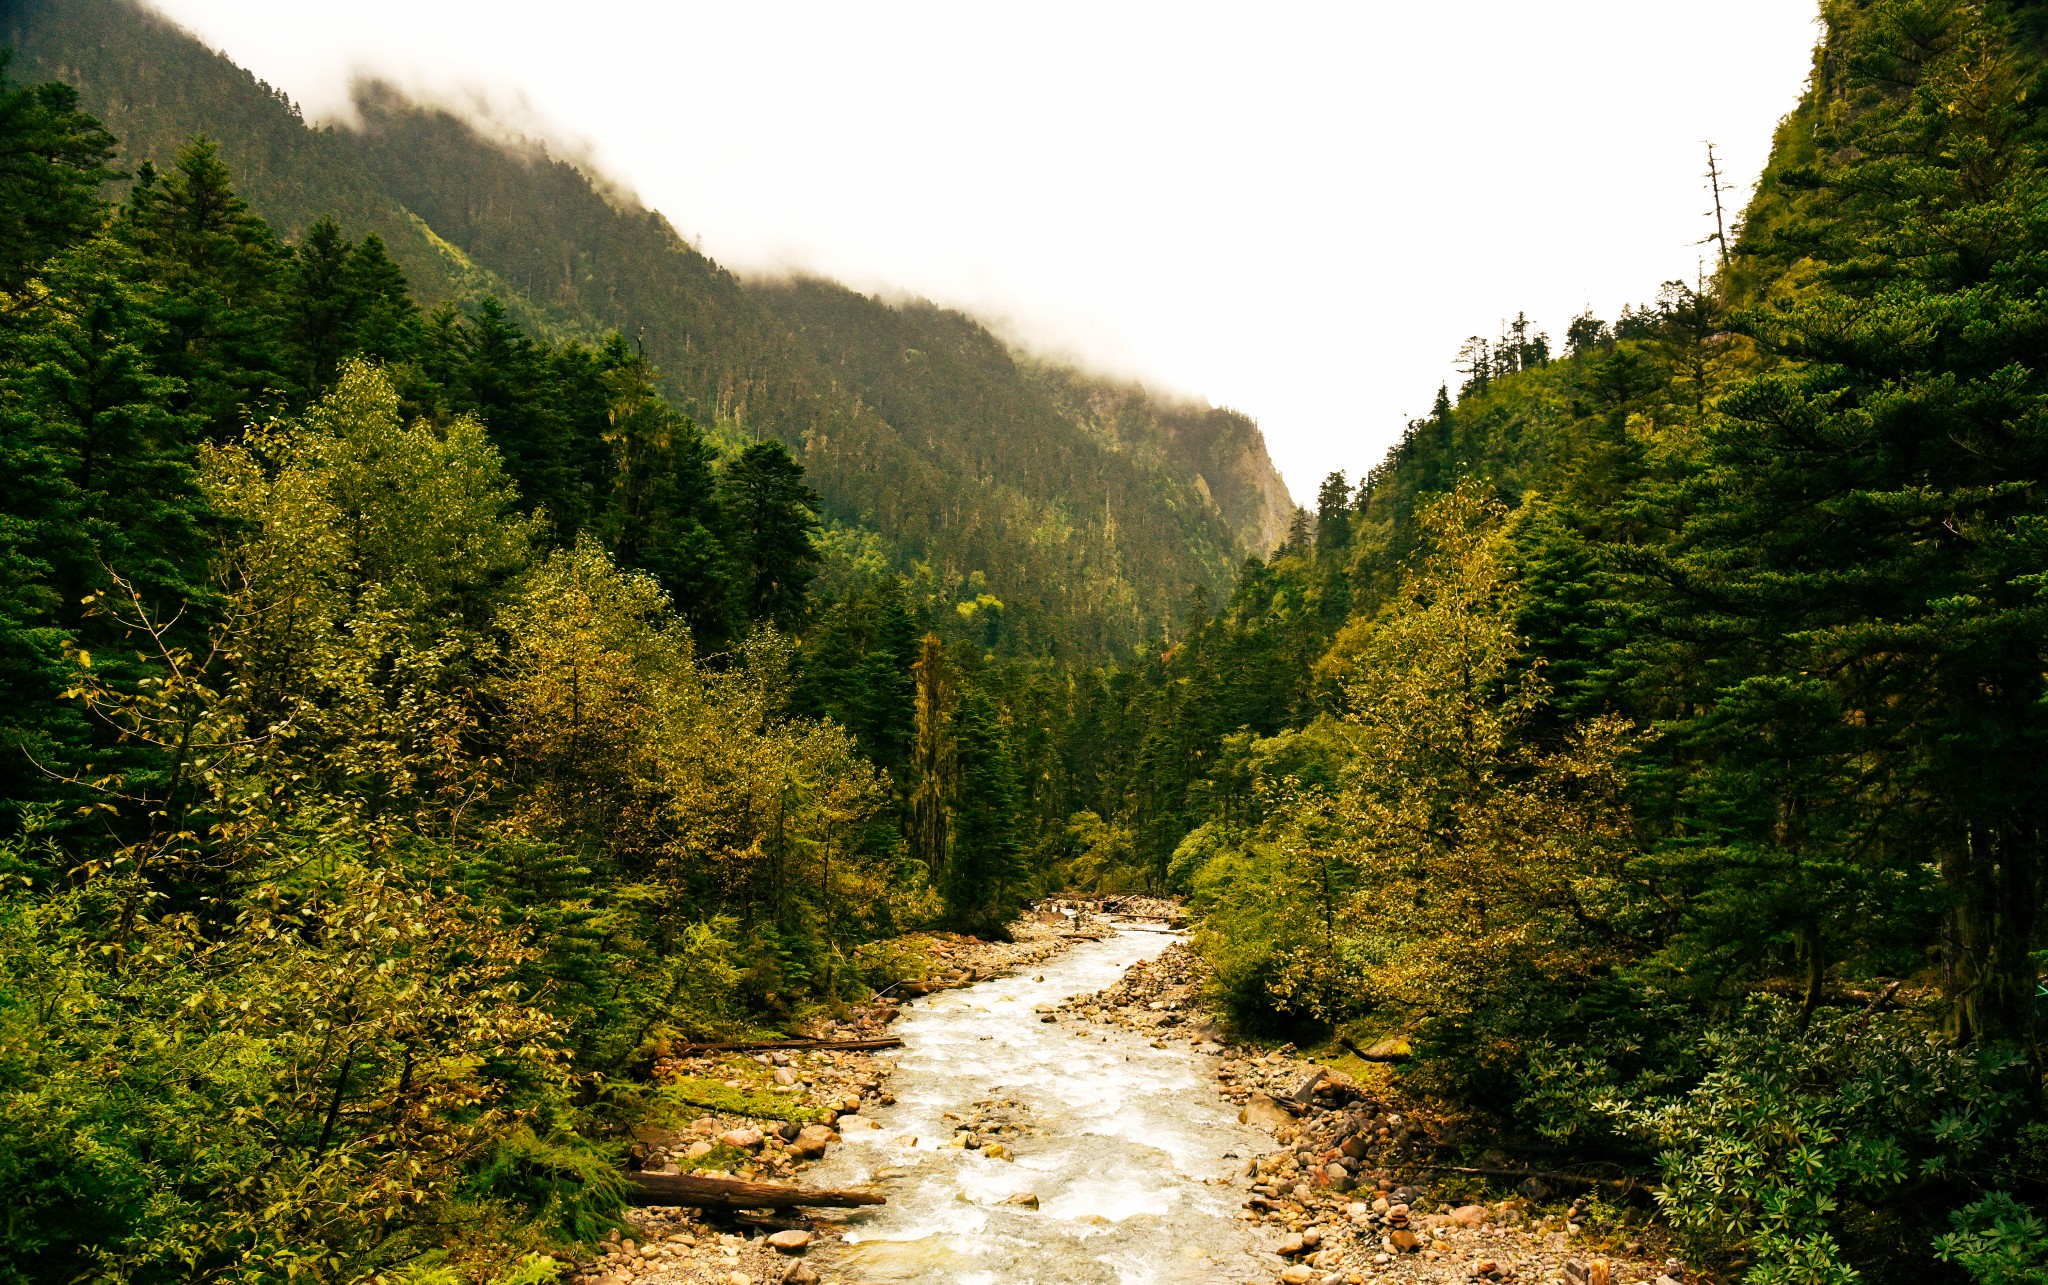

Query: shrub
[[1534, 998, 2033, 1283]]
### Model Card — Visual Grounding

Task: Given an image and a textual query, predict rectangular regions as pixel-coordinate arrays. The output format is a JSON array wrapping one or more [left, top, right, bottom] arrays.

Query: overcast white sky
[[148, 0, 1820, 503]]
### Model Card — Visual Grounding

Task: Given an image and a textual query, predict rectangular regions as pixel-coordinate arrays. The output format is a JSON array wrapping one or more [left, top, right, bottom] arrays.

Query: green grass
[[654, 1077, 826, 1124]]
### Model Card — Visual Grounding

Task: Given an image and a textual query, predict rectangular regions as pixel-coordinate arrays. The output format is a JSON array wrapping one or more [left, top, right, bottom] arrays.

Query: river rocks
[[781, 1266, 819, 1284], [1002, 1191, 1040, 1208], [790, 1124, 834, 1159], [771, 1067, 796, 1086], [1241, 1093, 1296, 1129], [1450, 1203, 1489, 1227], [765, 1230, 812, 1254], [1388, 1229, 1421, 1253], [719, 1127, 764, 1150]]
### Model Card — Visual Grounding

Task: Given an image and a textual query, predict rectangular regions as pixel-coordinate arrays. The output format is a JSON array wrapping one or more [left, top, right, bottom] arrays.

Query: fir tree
[[716, 440, 821, 630], [117, 138, 286, 438], [0, 55, 117, 294]]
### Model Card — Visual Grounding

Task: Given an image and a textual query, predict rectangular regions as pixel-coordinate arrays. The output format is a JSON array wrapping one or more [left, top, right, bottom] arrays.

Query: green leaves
[[1935, 1193, 2048, 1285]]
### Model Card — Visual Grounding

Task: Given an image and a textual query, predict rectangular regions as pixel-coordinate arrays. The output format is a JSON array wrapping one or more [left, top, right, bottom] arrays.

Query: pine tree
[[117, 138, 286, 438], [909, 632, 952, 887], [453, 299, 576, 526], [596, 335, 730, 642], [945, 683, 1025, 934], [0, 56, 117, 294], [1314, 471, 1352, 554], [1630, 5, 2048, 1057], [0, 237, 212, 805], [716, 440, 821, 630], [279, 218, 418, 398]]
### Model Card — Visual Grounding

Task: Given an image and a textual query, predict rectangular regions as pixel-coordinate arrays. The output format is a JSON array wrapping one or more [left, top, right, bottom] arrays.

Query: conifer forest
[[2, 1, 2047, 1283]]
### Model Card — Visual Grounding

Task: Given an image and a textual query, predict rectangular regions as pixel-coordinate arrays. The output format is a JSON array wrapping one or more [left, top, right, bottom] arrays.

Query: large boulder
[[1238, 1093, 1296, 1130]]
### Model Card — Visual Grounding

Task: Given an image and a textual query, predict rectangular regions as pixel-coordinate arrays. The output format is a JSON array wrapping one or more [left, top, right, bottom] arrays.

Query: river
[[807, 923, 1277, 1284]]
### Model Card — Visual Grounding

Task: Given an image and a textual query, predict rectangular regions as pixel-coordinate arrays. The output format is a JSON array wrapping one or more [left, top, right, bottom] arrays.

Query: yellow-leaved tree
[[1317, 485, 1641, 1073]]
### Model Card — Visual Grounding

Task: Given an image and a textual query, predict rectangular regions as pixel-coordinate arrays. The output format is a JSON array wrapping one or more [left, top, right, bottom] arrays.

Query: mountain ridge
[[6, 0, 1291, 654]]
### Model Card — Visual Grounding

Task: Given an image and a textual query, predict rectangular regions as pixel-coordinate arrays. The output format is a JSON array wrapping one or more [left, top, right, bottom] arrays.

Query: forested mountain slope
[[5, 0, 1288, 654], [1049, 3, 2048, 1281]]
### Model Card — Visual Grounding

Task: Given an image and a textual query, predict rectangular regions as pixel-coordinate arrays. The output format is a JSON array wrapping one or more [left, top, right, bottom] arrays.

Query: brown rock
[[766, 1229, 813, 1254], [1239, 1093, 1296, 1130], [719, 1128, 764, 1150], [1389, 1230, 1421, 1253], [1279, 1268, 1314, 1285], [1451, 1203, 1489, 1226], [791, 1124, 835, 1159]]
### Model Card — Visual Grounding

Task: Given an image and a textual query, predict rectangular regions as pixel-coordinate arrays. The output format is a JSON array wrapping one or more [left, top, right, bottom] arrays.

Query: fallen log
[[674, 1037, 903, 1054], [629, 1172, 886, 1209]]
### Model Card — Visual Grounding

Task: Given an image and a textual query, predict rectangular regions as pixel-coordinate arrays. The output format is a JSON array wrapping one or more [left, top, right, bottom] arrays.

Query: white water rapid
[[807, 924, 1277, 1284]]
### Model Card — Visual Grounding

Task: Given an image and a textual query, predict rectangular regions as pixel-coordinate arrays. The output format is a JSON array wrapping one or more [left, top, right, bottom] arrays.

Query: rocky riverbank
[[1057, 942, 1693, 1285], [567, 911, 1115, 1285]]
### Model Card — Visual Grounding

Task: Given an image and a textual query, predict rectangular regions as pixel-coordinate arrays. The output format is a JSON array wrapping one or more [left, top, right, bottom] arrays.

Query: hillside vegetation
[[3, 1, 2047, 1283], [1084, 3, 2048, 1281], [4, 0, 1289, 657]]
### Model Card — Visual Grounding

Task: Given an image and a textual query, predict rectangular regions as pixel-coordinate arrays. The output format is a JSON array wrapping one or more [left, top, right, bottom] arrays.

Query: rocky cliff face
[[1020, 362, 1295, 556]]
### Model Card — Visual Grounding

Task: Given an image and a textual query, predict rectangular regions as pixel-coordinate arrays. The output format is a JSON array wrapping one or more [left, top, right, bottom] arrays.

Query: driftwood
[[674, 1037, 903, 1054], [630, 1172, 886, 1209], [1338, 1036, 1411, 1063], [1291, 1067, 1327, 1105]]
